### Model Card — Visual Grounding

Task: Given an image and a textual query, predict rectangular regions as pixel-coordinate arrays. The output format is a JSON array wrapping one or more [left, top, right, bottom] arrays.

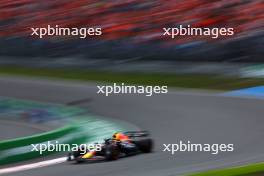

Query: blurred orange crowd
[[0, 0, 263, 44]]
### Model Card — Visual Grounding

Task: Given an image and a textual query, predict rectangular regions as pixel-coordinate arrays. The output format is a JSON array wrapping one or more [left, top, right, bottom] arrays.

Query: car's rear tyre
[[135, 138, 153, 153]]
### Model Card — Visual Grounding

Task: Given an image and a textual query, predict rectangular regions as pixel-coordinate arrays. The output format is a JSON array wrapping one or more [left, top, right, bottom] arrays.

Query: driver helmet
[[112, 132, 126, 141]]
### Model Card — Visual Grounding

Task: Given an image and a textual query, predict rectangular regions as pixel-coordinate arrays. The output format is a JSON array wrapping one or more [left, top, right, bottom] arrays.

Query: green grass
[[189, 163, 264, 176], [0, 66, 264, 90]]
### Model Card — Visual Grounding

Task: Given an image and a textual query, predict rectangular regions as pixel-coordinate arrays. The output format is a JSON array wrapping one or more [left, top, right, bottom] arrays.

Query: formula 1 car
[[67, 131, 153, 163]]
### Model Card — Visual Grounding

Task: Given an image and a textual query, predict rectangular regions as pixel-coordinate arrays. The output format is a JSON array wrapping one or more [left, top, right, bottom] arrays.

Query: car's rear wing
[[124, 131, 150, 137]]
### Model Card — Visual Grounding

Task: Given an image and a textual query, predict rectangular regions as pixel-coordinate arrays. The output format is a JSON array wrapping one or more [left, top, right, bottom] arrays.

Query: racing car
[[67, 131, 153, 163]]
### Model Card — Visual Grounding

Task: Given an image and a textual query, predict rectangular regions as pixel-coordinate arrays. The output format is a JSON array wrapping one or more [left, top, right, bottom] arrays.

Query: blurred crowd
[[1, 0, 263, 41], [0, 0, 263, 60]]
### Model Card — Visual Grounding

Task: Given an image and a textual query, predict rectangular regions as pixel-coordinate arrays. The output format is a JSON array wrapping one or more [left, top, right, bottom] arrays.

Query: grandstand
[[0, 0, 263, 61]]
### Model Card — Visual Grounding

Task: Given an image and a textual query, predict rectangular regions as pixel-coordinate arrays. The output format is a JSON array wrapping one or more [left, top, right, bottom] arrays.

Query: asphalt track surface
[[0, 76, 264, 176]]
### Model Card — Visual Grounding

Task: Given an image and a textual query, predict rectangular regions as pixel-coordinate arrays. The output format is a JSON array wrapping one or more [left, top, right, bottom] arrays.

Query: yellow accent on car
[[82, 152, 93, 159]]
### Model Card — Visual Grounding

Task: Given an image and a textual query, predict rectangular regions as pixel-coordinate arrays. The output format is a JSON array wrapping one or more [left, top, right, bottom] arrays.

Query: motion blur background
[[0, 1, 264, 176], [0, 0, 263, 63]]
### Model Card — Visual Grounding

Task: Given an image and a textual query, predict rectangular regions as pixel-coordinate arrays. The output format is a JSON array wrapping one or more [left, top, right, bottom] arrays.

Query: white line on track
[[0, 157, 67, 175]]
